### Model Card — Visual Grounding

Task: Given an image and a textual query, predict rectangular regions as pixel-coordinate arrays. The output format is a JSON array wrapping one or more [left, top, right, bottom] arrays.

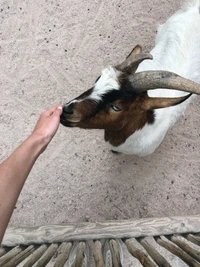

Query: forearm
[[0, 133, 46, 242], [0, 104, 63, 243]]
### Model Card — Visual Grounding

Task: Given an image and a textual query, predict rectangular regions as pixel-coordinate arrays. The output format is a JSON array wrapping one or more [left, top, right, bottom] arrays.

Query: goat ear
[[142, 94, 192, 110], [116, 45, 152, 74]]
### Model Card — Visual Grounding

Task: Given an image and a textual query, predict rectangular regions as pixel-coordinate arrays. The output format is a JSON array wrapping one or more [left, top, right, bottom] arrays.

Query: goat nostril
[[63, 104, 74, 115]]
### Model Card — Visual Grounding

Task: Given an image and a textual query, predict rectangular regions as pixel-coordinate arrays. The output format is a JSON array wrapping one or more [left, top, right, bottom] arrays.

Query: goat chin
[[108, 0, 200, 156]]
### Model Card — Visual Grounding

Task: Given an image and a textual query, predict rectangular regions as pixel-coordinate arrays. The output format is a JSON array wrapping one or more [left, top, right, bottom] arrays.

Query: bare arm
[[0, 105, 63, 243]]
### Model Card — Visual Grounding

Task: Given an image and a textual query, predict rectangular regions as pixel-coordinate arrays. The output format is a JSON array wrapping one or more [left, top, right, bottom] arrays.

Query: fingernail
[[57, 106, 63, 110]]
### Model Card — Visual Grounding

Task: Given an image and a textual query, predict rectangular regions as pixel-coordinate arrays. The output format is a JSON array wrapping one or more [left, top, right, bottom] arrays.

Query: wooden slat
[[109, 240, 122, 267], [3, 215, 200, 246], [35, 243, 58, 267], [155, 236, 200, 267], [0, 247, 9, 257], [125, 238, 157, 267], [53, 242, 72, 267], [93, 241, 105, 267], [186, 234, 200, 246], [0, 246, 23, 266], [168, 235, 200, 263], [138, 237, 172, 267], [2, 245, 35, 267], [71, 242, 86, 267], [103, 240, 112, 267], [23, 244, 49, 267], [188, 235, 200, 244]]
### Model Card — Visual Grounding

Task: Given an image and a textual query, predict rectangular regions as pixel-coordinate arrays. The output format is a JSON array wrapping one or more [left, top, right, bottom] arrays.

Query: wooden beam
[[53, 242, 72, 267], [3, 245, 35, 267], [71, 242, 86, 267], [155, 236, 200, 267], [35, 243, 58, 267], [0, 246, 23, 265], [125, 238, 156, 267], [109, 239, 122, 267], [168, 235, 200, 263], [138, 237, 172, 267], [93, 241, 105, 267], [23, 244, 48, 267], [2, 215, 200, 246], [186, 234, 200, 246]]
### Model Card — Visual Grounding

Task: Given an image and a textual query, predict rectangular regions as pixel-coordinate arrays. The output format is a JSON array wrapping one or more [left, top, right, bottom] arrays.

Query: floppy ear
[[142, 94, 192, 110], [116, 45, 153, 74]]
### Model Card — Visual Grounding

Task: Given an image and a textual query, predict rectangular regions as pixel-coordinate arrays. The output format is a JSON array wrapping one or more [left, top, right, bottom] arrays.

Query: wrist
[[28, 132, 49, 155]]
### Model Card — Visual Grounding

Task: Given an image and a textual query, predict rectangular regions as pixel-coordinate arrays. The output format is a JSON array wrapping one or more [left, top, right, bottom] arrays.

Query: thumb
[[53, 105, 63, 117]]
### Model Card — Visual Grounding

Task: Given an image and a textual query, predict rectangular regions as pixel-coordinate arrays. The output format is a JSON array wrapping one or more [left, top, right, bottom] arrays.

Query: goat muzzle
[[60, 103, 80, 127]]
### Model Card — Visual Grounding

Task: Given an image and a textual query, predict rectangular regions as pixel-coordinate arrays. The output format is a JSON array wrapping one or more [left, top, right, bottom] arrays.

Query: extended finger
[[53, 105, 63, 117], [43, 104, 63, 117]]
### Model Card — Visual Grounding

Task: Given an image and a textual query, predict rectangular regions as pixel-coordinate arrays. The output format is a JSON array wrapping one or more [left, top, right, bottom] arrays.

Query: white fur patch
[[90, 67, 121, 101], [107, 0, 200, 156]]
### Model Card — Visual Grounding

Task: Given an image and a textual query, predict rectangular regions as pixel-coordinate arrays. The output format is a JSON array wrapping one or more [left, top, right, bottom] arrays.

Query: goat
[[61, 0, 200, 156]]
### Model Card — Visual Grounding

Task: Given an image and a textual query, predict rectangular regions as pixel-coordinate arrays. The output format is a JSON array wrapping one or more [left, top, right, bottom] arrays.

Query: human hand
[[32, 104, 64, 149]]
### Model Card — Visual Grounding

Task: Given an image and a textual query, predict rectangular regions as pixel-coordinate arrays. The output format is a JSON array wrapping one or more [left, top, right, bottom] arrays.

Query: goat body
[[124, 0, 200, 156], [61, 0, 200, 156]]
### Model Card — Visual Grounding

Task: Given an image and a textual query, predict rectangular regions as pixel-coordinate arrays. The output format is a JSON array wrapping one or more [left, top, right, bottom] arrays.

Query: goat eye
[[110, 104, 121, 112]]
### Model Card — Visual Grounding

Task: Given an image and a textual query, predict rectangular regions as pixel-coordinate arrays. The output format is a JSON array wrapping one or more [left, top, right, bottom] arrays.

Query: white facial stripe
[[67, 99, 80, 105], [90, 67, 121, 101]]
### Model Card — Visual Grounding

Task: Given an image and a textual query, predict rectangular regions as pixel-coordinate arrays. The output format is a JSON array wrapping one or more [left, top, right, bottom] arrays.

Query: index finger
[[43, 104, 64, 117]]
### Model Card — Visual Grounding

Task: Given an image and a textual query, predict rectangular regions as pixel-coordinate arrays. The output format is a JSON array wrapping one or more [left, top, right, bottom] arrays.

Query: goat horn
[[116, 53, 153, 74], [128, 45, 143, 55], [129, 70, 200, 94]]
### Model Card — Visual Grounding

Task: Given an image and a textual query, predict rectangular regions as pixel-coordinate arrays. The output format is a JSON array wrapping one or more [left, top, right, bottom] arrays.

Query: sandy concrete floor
[[0, 0, 200, 241]]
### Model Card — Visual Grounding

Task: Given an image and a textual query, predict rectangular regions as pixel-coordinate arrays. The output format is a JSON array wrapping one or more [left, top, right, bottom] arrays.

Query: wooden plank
[[2, 245, 35, 267], [0, 246, 23, 266], [3, 215, 200, 246], [103, 240, 112, 267], [155, 236, 200, 267], [53, 242, 72, 267], [93, 241, 105, 267], [125, 238, 157, 267], [23, 244, 48, 267], [138, 237, 172, 267], [71, 242, 86, 267], [35, 243, 58, 267], [0, 247, 9, 257], [188, 235, 200, 243], [186, 234, 200, 246], [109, 240, 122, 267], [169, 235, 200, 263]]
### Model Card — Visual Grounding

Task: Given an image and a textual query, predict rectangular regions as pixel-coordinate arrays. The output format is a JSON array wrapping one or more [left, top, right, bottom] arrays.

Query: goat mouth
[[60, 117, 79, 127]]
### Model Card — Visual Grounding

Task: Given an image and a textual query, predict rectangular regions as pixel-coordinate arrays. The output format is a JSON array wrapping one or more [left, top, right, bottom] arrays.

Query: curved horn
[[129, 70, 200, 94], [127, 45, 143, 56], [116, 45, 153, 74], [116, 53, 153, 74]]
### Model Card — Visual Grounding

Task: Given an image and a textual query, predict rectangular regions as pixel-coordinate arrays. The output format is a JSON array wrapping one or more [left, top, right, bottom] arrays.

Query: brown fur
[[104, 94, 154, 146], [61, 47, 192, 146], [66, 94, 154, 146]]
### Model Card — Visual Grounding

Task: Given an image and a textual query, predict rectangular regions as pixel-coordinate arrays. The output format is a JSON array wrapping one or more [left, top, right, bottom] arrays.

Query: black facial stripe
[[95, 89, 155, 124], [101, 89, 133, 104], [90, 89, 134, 116]]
